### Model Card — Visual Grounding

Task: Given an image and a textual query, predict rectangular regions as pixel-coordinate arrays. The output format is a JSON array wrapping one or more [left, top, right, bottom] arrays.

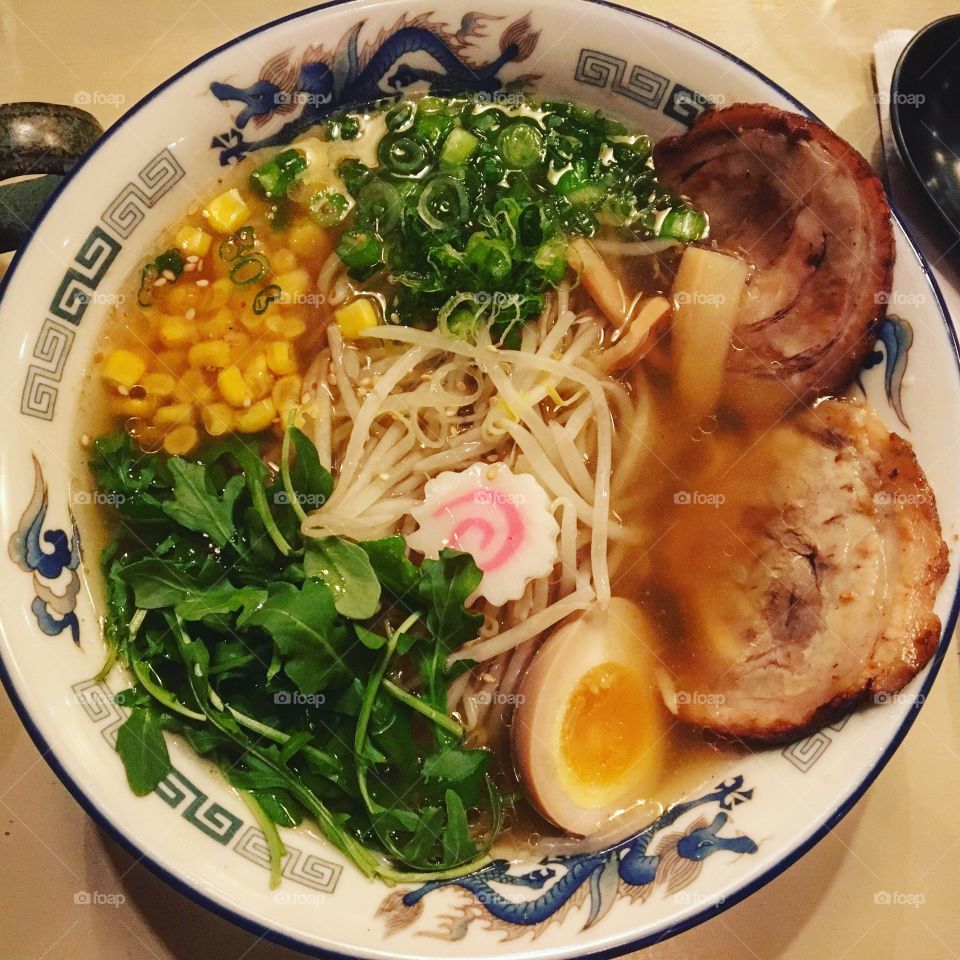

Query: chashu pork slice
[[653, 104, 895, 408], [659, 399, 947, 741]]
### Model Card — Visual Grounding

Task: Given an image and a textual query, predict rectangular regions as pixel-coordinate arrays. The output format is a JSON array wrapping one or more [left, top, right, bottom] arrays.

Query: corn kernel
[[198, 307, 233, 339], [266, 310, 307, 339], [287, 218, 331, 259], [243, 353, 275, 400], [203, 187, 251, 234], [218, 365, 253, 407], [239, 306, 266, 333], [236, 397, 276, 433], [207, 277, 233, 310], [275, 268, 311, 303], [154, 403, 195, 428], [272, 375, 303, 419], [163, 425, 200, 456], [102, 349, 146, 388], [272, 248, 298, 273], [155, 350, 188, 375], [334, 298, 380, 340], [188, 339, 231, 369], [109, 395, 158, 418], [265, 340, 297, 375], [226, 331, 253, 364], [175, 224, 213, 257], [142, 372, 177, 398], [161, 283, 205, 315], [201, 403, 235, 437], [158, 316, 195, 348], [174, 369, 215, 405]]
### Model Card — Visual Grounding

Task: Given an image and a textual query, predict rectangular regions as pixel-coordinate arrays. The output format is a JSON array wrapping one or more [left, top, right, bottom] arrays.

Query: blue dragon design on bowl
[[209, 12, 541, 165]]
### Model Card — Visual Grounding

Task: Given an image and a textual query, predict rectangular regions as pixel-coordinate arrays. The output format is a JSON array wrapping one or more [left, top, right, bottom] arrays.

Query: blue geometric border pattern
[[573, 48, 708, 125], [101, 148, 185, 239], [48, 226, 121, 325], [68, 678, 342, 892], [234, 826, 342, 892], [781, 717, 850, 772], [574, 49, 670, 109], [155, 768, 244, 845], [19, 147, 185, 420]]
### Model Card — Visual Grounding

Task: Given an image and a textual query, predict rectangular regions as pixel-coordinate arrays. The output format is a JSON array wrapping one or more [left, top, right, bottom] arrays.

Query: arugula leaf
[[423, 745, 490, 785], [289, 427, 333, 506], [120, 557, 219, 608], [115, 706, 172, 796], [304, 537, 381, 620], [359, 536, 419, 603], [161, 458, 244, 547], [441, 789, 476, 865], [355, 625, 388, 650], [212, 436, 292, 556], [177, 583, 267, 621], [245, 579, 349, 694], [418, 549, 484, 652]]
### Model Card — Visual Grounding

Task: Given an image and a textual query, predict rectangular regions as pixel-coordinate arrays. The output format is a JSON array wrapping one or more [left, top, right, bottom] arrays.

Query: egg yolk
[[560, 661, 650, 790]]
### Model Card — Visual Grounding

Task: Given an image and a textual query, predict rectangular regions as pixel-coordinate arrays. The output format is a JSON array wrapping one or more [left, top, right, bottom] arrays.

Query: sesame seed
[[195, 279, 209, 287], [80, 433, 91, 447], [242, 398, 251, 408], [161, 269, 176, 282], [186, 255, 199, 263], [117, 385, 129, 396], [153, 277, 167, 287], [486, 466, 498, 481], [378, 472, 390, 481], [183, 262, 196, 272], [185, 308, 196, 321]]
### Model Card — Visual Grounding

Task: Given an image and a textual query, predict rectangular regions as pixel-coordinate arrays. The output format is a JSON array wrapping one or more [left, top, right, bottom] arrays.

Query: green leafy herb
[[245, 579, 348, 694], [115, 706, 171, 796], [161, 459, 244, 547], [304, 537, 381, 620], [91, 421, 504, 885]]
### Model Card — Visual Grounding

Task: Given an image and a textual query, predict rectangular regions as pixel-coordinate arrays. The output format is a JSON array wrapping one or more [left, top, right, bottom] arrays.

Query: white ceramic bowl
[[1, 2, 957, 957]]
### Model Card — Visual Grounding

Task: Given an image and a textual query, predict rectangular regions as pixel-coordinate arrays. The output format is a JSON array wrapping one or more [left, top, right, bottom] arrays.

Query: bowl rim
[[1, 0, 958, 957]]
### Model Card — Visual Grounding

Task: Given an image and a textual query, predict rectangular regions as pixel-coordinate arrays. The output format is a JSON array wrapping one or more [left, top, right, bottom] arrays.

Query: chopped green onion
[[253, 283, 282, 315], [658, 206, 708, 242], [565, 182, 605, 207], [249, 148, 307, 200], [464, 232, 512, 281], [466, 108, 508, 139], [497, 122, 543, 170], [308, 189, 349, 228], [417, 175, 469, 230], [337, 158, 373, 195], [336, 229, 382, 272], [385, 101, 415, 132], [440, 127, 479, 167], [219, 226, 256, 262], [155, 248, 184, 278], [377, 133, 431, 177], [229, 252, 271, 285], [137, 263, 159, 308], [356, 180, 401, 232]]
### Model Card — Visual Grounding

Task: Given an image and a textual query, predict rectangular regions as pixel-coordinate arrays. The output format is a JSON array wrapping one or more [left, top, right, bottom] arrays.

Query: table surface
[[3, 1, 960, 957]]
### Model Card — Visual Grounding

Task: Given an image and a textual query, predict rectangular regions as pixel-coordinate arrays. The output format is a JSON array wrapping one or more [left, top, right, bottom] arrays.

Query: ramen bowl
[[0, 1, 958, 957]]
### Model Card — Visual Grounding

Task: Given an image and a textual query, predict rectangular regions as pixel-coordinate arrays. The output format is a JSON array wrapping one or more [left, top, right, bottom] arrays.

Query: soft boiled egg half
[[512, 598, 669, 836]]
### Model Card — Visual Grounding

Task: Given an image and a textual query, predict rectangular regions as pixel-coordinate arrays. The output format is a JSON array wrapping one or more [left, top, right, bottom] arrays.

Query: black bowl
[[892, 15, 960, 237]]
